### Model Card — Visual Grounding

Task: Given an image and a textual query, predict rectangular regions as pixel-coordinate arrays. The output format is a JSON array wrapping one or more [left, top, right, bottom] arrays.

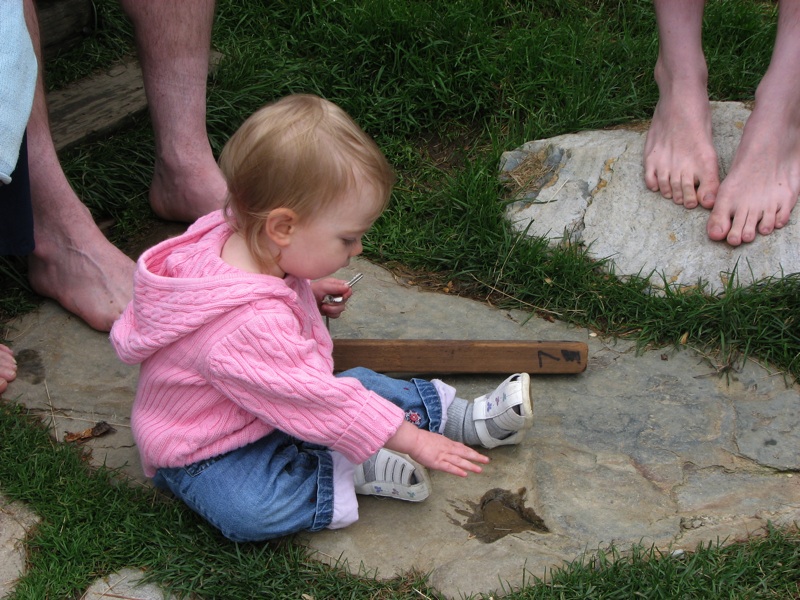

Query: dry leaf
[[64, 421, 116, 443]]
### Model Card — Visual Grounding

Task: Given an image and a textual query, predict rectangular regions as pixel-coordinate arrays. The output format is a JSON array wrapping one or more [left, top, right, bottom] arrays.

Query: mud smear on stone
[[15, 348, 45, 384], [450, 487, 549, 543]]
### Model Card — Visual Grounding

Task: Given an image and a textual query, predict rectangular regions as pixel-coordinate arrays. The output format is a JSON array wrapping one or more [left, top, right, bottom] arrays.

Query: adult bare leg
[[0, 344, 16, 395], [643, 0, 719, 209], [707, 1, 800, 245], [121, 0, 227, 223], [23, 0, 134, 332]]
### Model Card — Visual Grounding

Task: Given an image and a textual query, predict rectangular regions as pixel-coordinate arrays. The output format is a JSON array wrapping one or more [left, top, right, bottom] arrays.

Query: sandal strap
[[474, 418, 523, 449], [472, 373, 533, 448], [374, 448, 416, 486], [354, 449, 431, 502]]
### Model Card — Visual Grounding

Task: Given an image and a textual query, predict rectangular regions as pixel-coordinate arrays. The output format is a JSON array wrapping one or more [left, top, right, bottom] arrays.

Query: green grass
[[2, 0, 799, 597]]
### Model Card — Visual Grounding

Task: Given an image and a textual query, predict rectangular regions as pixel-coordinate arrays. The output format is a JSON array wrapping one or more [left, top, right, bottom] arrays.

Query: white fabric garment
[[0, 1, 38, 184]]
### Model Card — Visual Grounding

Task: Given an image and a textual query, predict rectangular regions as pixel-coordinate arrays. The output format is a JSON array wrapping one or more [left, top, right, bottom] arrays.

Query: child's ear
[[264, 208, 299, 248]]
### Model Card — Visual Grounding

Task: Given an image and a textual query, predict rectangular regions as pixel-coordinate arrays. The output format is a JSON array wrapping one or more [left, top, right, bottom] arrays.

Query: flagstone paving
[[2, 256, 798, 599]]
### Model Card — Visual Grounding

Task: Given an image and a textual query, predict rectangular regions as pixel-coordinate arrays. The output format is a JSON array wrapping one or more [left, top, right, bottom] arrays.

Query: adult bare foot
[[706, 3, 800, 246], [28, 199, 134, 332], [644, 65, 720, 209], [148, 152, 227, 222], [26, 99, 134, 331], [0, 344, 16, 394], [706, 92, 800, 245], [23, 0, 134, 332], [644, 0, 720, 209], [121, 0, 226, 224]]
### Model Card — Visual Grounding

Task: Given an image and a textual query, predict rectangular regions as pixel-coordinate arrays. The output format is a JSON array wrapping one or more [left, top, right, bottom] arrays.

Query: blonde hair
[[219, 94, 395, 271]]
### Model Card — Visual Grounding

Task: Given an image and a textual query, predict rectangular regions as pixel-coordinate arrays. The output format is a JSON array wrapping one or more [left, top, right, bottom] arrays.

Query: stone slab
[[0, 494, 39, 599], [500, 102, 800, 293], [3, 303, 144, 482], [82, 569, 173, 600]]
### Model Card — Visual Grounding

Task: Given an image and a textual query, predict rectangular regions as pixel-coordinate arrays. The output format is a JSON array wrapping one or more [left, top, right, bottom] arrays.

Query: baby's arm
[[207, 310, 406, 463], [385, 421, 489, 477]]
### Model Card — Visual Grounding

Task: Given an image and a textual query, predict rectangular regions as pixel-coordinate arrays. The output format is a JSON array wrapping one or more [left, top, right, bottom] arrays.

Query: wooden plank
[[36, 0, 94, 60], [332, 339, 587, 375], [47, 56, 148, 153], [47, 51, 223, 153]]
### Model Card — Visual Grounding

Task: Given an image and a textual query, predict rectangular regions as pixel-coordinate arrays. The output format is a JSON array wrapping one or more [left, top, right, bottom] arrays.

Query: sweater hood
[[111, 211, 295, 364]]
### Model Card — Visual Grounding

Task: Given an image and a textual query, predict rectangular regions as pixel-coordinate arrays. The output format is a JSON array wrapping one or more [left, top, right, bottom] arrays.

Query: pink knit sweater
[[110, 211, 404, 477]]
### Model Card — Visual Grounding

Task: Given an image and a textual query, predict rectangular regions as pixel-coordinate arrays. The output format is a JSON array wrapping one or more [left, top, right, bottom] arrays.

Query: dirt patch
[[14, 349, 45, 385], [501, 147, 560, 201], [416, 126, 485, 172], [120, 219, 188, 260], [450, 487, 549, 543]]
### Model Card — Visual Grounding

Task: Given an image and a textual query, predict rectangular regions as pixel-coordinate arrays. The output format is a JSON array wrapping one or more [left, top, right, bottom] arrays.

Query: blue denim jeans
[[152, 367, 443, 542]]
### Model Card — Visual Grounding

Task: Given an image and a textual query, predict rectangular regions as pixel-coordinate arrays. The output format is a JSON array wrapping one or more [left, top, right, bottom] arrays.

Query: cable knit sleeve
[[204, 307, 405, 465]]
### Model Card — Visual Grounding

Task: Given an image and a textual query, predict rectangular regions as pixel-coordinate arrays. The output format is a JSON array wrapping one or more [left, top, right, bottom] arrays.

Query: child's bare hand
[[312, 277, 353, 319], [386, 422, 489, 477], [412, 431, 489, 477]]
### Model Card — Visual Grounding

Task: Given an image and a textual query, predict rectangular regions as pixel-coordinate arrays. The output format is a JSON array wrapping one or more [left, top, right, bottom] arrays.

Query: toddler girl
[[110, 94, 534, 542]]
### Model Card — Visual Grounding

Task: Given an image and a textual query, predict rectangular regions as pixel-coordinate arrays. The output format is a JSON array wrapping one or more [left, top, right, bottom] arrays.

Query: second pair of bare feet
[[643, 0, 800, 247]]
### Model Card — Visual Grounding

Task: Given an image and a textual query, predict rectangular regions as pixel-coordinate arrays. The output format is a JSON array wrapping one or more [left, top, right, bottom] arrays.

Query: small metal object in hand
[[323, 273, 363, 304]]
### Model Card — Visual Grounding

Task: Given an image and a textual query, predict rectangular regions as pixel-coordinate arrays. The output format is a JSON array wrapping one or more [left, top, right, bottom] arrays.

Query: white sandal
[[472, 373, 533, 448], [354, 449, 431, 502]]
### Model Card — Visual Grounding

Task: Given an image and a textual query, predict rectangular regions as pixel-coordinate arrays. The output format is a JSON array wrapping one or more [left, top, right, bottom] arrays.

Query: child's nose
[[350, 239, 363, 256]]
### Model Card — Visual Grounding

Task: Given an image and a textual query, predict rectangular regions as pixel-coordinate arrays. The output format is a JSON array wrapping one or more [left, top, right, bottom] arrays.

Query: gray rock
[[0, 494, 38, 598], [4, 303, 144, 482], [81, 569, 175, 600], [500, 102, 800, 292]]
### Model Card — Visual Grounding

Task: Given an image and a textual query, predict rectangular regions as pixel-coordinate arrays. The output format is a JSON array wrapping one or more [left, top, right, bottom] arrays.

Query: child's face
[[277, 181, 382, 281]]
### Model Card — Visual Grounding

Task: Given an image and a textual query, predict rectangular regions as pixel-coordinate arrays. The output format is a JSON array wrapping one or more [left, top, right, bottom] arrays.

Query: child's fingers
[[458, 459, 484, 475], [465, 448, 490, 463], [333, 279, 354, 296], [320, 305, 346, 319], [442, 455, 484, 477], [436, 442, 489, 475], [449, 442, 489, 464], [447, 445, 489, 476], [313, 278, 353, 303]]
